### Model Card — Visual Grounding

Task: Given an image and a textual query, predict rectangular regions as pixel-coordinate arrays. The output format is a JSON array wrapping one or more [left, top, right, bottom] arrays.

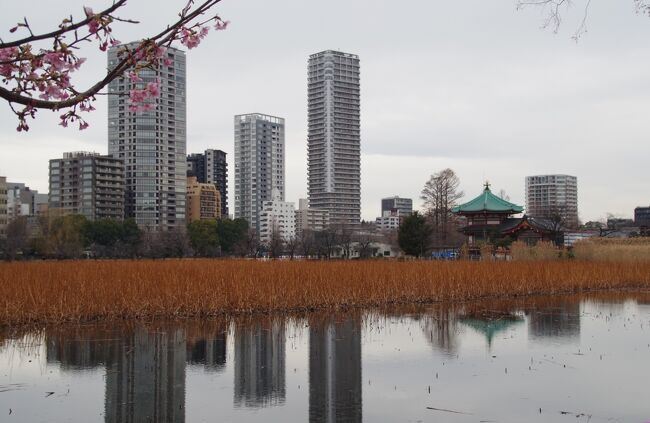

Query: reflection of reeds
[[1, 260, 650, 326]]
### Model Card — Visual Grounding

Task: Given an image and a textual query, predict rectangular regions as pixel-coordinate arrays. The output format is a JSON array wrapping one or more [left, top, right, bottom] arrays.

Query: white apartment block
[[308, 50, 361, 227], [108, 44, 187, 230], [259, 190, 295, 244], [525, 174, 579, 228], [375, 210, 403, 231], [295, 198, 330, 237], [234, 114, 285, 234]]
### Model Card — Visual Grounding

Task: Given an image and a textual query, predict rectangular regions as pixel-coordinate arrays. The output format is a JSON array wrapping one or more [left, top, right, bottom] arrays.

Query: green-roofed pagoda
[[452, 182, 558, 246]]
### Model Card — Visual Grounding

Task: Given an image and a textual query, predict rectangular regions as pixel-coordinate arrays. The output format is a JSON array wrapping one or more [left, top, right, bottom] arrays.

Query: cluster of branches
[[0, 0, 227, 131], [517, 0, 650, 40], [420, 168, 464, 244], [248, 223, 386, 260]]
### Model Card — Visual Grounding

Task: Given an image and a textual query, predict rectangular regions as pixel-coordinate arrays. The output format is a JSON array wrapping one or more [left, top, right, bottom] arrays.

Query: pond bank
[[1, 259, 650, 327]]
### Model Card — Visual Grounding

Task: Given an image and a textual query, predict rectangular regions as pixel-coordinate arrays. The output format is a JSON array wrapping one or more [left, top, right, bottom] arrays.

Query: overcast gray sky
[[1, 0, 649, 222]]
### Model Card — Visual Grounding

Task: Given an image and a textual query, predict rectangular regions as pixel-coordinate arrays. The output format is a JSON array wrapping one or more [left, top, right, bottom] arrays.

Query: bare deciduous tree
[[421, 168, 463, 244]]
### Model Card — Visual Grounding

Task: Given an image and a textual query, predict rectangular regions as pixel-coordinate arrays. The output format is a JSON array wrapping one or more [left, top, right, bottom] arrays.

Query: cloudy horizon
[[1, 0, 649, 223]]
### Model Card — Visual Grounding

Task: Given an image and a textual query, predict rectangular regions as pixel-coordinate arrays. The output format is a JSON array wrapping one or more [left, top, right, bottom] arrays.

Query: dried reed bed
[[573, 238, 650, 261], [1, 259, 650, 327]]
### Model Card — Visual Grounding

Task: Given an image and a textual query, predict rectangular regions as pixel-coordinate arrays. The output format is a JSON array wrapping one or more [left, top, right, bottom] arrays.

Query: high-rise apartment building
[[295, 198, 330, 238], [187, 149, 228, 217], [234, 114, 285, 233], [49, 152, 124, 220], [186, 176, 221, 222], [308, 50, 361, 227], [381, 196, 413, 216], [108, 44, 187, 230], [525, 174, 579, 228], [0, 176, 7, 237]]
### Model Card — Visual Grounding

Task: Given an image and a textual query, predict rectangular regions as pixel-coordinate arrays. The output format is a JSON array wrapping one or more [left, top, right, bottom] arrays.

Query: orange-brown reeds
[[1, 259, 649, 327]]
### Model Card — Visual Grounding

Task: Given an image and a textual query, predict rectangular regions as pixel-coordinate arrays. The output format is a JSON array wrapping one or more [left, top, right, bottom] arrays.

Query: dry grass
[[573, 238, 650, 261], [1, 259, 649, 327], [510, 241, 558, 261]]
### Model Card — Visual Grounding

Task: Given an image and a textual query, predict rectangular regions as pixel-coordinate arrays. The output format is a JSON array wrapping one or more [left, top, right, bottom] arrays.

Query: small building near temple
[[452, 183, 561, 246]]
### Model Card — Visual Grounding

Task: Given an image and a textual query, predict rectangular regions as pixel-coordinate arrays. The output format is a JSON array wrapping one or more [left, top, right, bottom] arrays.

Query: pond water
[[1, 293, 649, 422]]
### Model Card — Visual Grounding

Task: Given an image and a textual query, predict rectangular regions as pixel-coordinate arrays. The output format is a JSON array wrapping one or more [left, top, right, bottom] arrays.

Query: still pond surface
[[1, 293, 649, 422]]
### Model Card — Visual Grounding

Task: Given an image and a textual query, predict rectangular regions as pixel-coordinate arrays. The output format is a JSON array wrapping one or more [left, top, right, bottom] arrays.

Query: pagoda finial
[[484, 180, 491, 191]]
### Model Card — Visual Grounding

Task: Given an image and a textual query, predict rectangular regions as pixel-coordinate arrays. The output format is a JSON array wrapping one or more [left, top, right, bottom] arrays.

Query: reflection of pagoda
[[309, 317, 362, 423], [233, 319, 286, 408], [105, 327, 187, 423], [527, 302, 581, 341], [460, 314, 524, 349], [452, 183, 557, 246]]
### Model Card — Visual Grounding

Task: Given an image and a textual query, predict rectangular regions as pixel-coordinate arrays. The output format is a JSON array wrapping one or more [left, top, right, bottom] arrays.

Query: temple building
[[452, 183, 560, 246]]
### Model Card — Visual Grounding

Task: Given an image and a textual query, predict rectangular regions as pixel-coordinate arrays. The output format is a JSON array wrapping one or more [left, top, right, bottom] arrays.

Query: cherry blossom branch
[[1, 0, 128, 49], [0, 0, 228, 131]]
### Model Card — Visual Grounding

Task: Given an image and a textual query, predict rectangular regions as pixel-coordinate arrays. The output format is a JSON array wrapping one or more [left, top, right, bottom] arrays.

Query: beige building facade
[[186, 176, 221, 222]]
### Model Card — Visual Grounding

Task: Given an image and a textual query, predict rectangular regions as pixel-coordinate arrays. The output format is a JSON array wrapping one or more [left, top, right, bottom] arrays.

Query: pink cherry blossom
[[146, 81, 160, 97], [128, 72, 142, 83], [215, 20, 230, 30], [88, 19, 100, 35]]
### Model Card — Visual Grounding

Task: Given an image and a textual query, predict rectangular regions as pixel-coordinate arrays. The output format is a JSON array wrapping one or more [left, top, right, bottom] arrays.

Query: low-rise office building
[[186, 176, 221, 222], [259, 190, 295, 244], [375, 209, 404, 231], [635, 206, 650, 227], [49, 152, 124, 220], [381, 196, 413, 217]]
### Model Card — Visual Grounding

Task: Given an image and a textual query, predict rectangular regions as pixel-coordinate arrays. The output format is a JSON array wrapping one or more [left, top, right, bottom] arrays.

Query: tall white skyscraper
[[107, 44, 187, 230], [234, 114, 285, 233], [525, 174, 579, 228], [308, 50, 361, 227]]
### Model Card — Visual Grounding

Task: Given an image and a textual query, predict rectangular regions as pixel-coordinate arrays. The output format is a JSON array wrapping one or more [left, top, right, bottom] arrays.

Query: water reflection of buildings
[[420, 308, 459, 355], [527, 302, 581, 341], [46, 324, 229, 423], [233, 319, 286, 408], [105, 327, 186, 423], [46, 328, 115, 370], [187, 329, 227, 372], [309, 317, 362, 423]]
